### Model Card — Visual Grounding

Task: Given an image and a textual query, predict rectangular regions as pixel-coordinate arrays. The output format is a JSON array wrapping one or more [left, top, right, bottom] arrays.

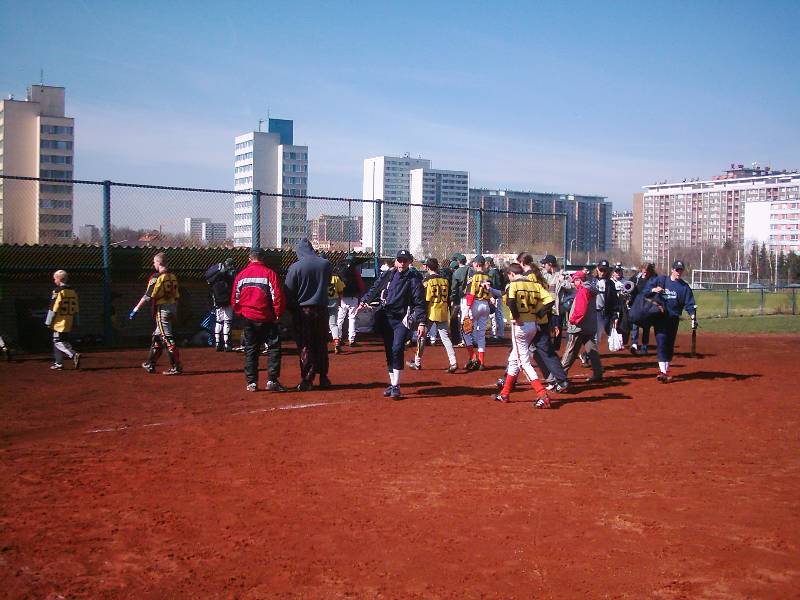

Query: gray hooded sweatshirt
[[285, 238, 333, 308]]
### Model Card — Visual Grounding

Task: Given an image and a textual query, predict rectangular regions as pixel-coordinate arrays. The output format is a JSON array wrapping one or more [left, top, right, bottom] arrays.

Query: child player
[[45, 269, 81, 370], [461, 255, 492, 371], [407, 258, 458, 373], [493, 263, 551, 408], [129, 252, 182, 375], [328, 270, 346, 354]]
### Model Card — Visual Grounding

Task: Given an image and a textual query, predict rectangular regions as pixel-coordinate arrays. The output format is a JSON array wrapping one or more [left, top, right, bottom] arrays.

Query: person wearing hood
[[204, 258, 237, 352], [335, 253, 367, 347], [285, 238, 334, 391]]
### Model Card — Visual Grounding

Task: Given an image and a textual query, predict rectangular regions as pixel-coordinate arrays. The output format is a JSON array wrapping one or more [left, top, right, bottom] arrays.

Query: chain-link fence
[[693, 288, 799, 319]]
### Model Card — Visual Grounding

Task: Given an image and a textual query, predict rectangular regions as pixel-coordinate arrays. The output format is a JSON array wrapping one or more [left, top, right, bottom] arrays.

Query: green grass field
[[693, 289, 798, 318], [678, 314, 800, 334]]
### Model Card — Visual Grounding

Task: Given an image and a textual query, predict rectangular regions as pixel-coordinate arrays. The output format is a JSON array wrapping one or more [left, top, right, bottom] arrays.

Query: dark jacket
[[285, 238, 333, 308], [594, 275, 618, 317], [205, 262, 235, 307], [336, 259, 366, 297], [644, 275, 696, 319], [450, 265, 470, 304], [362, 267, 426, 327]]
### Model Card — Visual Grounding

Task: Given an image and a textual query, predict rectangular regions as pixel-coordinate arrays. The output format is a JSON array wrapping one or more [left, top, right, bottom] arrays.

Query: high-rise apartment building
[[308, 214, 362, 246], [742, 173, 800, 255], [611, 211, 633, 253], [639, 164, 800, 265], [185, 217, 211, 240], [0, 85, 74, 244], [468, 189, 611, 257], [409, 168, 469, 258], [233, 119, 308, 248], [201, 221, 228, 244], [362, 154, 431, 257]]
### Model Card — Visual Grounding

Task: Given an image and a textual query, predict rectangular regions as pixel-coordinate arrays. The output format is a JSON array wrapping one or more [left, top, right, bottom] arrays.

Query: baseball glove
[[462, 316, 474, 334]]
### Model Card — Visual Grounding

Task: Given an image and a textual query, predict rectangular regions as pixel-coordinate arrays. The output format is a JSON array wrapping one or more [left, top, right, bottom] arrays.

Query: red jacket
[[231, 262, 284, 323]]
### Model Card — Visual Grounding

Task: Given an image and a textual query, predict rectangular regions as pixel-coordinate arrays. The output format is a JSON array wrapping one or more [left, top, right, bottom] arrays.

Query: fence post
[[793, 289, 797, 316], [562, 214, 569, 267], [251, 190, 261, 249], [760, 288, 765, 315], [102, 180, 113, 346], [375, 201, 382, 268], [725, 289, 729, 317], [475, 206, 483, 256]]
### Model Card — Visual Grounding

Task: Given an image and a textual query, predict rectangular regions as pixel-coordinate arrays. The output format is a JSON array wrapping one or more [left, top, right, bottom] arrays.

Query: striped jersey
[[423, 274, 450, 323], [48, 285, 79, 333]]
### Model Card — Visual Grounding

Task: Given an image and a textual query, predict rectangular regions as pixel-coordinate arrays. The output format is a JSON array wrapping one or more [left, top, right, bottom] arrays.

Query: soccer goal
[[690, 269, 751, 290]]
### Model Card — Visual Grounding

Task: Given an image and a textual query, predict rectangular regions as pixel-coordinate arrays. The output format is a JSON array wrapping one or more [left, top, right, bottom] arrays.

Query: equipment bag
[[628, 291, 664, 326]]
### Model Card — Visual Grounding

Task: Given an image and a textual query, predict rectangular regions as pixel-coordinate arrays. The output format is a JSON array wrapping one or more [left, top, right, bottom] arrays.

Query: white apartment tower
[[233, 119, 308, 248], [362, 154, 431, 257], [0, 85, 75, 244], [409, 168, 470, 258]]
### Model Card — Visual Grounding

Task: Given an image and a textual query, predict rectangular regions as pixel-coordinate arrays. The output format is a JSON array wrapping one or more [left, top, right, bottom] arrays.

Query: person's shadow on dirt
[[675, 371, 760, 382]]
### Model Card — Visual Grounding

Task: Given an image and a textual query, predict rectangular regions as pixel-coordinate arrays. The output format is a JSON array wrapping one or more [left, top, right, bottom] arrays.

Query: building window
[[40, 125, 73, 135]]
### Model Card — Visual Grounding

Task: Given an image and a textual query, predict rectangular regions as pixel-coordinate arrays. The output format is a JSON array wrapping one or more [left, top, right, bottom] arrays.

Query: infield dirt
[[1, 333, 799, 598]]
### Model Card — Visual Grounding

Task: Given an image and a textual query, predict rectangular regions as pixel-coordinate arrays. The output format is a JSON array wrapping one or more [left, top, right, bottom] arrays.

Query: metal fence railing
[[693, 288, 799, 318]]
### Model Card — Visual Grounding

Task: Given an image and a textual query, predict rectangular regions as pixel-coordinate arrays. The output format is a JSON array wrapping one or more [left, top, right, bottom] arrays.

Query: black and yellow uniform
[[466, 272, 492, 302], [143, 270, 181, 372], [424, 274, 450, 323], [506, 279, 544, 322], [46, 284, 80, 367]]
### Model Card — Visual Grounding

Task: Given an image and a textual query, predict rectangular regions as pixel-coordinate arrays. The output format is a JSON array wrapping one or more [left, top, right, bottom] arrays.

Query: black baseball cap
[[541, 254, 557, 265], [672, 260, 685, 270], [396, 249, 413, 261], [598, 259, 610, 270], [472, 255, 485, 264]]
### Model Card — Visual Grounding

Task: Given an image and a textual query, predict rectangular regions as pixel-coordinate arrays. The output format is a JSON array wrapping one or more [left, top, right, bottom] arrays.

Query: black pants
[[550, 313, 565, 351], [243, 319, 282, 385], [293, 305, 329, 383], [653, 316, 680, 362], [531, 322, 568, 383], [374, 309, 409, 371]]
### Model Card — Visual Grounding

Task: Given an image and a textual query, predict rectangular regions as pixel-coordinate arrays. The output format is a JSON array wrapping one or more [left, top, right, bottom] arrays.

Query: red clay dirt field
[[1, 332, 799, 599]]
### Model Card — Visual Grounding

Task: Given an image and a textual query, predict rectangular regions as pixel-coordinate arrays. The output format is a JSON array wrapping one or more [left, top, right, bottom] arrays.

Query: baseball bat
[[690, 309, 698, 357]]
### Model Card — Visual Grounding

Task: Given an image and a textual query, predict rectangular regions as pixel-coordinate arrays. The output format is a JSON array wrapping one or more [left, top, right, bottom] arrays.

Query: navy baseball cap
[[598, 259, 610, 269], [472, 255, 485, 264], [541, 254, 557, 265], [672, 260, 685, 270], [396, 249, 413, 261]]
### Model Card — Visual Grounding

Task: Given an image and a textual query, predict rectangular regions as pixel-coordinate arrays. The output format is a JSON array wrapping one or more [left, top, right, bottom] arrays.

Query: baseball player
[[461, 255, 492, 371], [327, 271, 346, 354], [643, 260, 697, 383], [358, 249, 426, 399], [129, 252, 182, 375], [407, 257, 458, 373], [335, 254, 366, 347], [204, 258, 236, 352], [45, 269, 81, 370], [0, 332, 14, 362], [493, 263, 552, 408]]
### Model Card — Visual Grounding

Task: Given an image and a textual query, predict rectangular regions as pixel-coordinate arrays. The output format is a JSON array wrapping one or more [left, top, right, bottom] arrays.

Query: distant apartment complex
[[78, 224, 100, 243], [743, 174, 800, 255], [469, 189, 611, 256], [233, 119, 308, 248], [409, 168, 469, 258], [639, 164, 800, 264], [362, 154, 431, 256], [308, 214, 362, 250], [611, 211, 633, 253], [0, 85, 74, 244], [184, 217, 227, 244]]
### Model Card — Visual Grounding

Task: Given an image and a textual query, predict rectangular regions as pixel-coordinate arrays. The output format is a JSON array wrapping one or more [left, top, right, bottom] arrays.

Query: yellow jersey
[[466, 272, 492, 301], [424, 275, 450, 323], [146, 271, 180, 306], [328, 275, 345, 308], [48, 285, 79, 333], [508, 279, 554, 324]]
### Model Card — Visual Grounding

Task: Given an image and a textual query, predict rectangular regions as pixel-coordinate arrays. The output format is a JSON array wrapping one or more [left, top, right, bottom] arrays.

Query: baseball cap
[[396, 249, 414, 261], [672, 260, 685, 270], [449, 260, 459, 270], [597, 259, 610, 270], [571, 270, 587, 281], [472, 254, 485, 264], [451, 253, 466, 262], [541, 254, 557, 265]]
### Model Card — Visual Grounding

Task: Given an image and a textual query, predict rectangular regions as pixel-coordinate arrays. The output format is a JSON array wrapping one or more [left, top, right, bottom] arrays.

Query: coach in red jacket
[[231, 249, 286, 392]]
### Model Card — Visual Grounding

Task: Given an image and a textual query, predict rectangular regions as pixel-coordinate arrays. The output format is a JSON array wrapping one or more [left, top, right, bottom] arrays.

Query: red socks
[[501, 374, 517, 396], [530, 378, 546, 396], [478, 351, 485, 365]]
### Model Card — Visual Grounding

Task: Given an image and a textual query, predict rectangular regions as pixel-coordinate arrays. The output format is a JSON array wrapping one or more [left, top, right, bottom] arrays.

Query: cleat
[[297, 380, 313, 392], [446, 364, 458, 374], [496, 377, 506, 389], [246, 383, 258, 392], [629, 344, 638, 355], [50, 363, 64, 370], [216, 344, 224, 352], [407, 361, 421, 370], [534, 395, 552, 409], [428, 339, 437, 346], [318, 376, 332, 389], [390, 385, 402, 399], [493, 393, 509, 403], [463, 359, 478, 371], [266, 380, 287, 392], [383, 385, 394, 397], [656, 373, 672, 384], [555, 381, 569, 393], [333, 345, 341, 354], [142, 362, 156, 374], [72, 353, 81, 369], [347, 340, 358, 347], [163, 366, 183, 376]]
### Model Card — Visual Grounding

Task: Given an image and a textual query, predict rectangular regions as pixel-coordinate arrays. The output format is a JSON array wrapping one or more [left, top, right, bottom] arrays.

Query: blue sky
[[2, 0, 798, 213]]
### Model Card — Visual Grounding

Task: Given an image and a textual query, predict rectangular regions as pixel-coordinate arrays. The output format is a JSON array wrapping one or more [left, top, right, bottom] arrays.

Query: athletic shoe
[[534, 395, 552, 409], [246, 383, 258, 392], [297, 380, 313, 392], [50, 363, 63, 370], [493, 393, 509, 403], [428, 339, 437, 346], [266, 380, 287, 392], [446, 364, 458, 374], [554, 381, 569, 393], [389, 385, 402, 399], [216, 344, 224, 352], [640, 345, 649, 355], [73, 353, 81, 369], [407, 361, 421, 370], [142, 362, 156, 374], [224, 344, 233, 352], [496, 377, 506, 389], [580, 359, 591, 368], [455, 341, 466, 348], [656, 373, 672, 384], [585, 376, 603, 383], [629, 344, 638, 355], [163, 366, 183, 376], [318, 376, 332, 389], [383, 385, 394, 397], [463, 360, 478, 372], [333, 345, 341, 355], [347, 340, 358, 347]]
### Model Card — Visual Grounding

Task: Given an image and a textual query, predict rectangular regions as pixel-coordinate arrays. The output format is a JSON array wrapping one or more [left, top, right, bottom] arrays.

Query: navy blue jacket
[[362, 267, 426, 326], [644, 275, 696, 318]]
